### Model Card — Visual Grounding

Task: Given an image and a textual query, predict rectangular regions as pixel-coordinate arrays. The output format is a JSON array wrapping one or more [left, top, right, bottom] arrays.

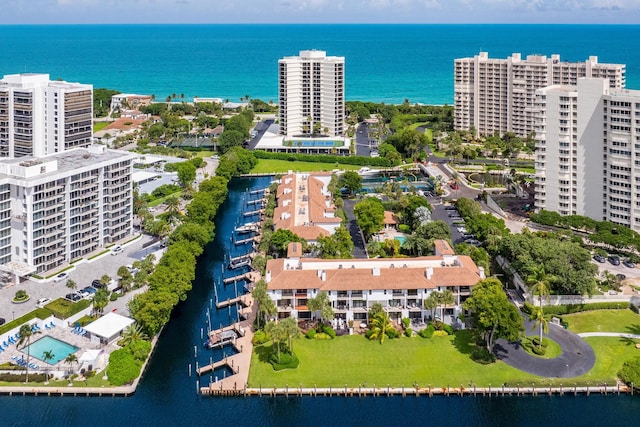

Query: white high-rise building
[[454, 52, 625, 137], [0, 73, 93, 158], [0, 145, 134, 279], [535, 78, 640, 231], [278, 50, 345, 138]]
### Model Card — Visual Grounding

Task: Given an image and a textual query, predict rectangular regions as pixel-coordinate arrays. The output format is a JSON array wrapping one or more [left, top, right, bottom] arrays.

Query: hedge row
[[253, 150, 394, 167], [523, 301, 630, 317]]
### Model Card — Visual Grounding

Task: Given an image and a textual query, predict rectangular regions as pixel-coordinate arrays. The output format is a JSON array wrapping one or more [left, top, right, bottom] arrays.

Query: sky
[[2, 0, 639, 25]]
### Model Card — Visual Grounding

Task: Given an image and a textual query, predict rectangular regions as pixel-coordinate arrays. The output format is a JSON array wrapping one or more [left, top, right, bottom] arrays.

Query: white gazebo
[[78, 349, 106, 372], [83, 312, 135, 345]]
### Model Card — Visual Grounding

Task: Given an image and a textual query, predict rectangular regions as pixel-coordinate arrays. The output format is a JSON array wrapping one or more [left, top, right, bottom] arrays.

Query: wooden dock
[[246, 198, 266, 206], [222, 272, 252, 284], [201, 383, 632, 398], [243, 209, 265, 217], [235, 236, 260, 245], [229, 253, 255, 263], [215, 295, 250, 309]]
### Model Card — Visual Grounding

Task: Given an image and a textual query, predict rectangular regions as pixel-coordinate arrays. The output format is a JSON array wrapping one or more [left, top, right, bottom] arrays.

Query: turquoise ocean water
[[1, 24, 639, 104]]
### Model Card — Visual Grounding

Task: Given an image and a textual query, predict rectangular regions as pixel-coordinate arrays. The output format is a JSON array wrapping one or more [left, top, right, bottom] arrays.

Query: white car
[[111, 245, 123, 256], [36, 297, 51, 308], [457, 227, 467, 233], [53, 272, 68, 282]]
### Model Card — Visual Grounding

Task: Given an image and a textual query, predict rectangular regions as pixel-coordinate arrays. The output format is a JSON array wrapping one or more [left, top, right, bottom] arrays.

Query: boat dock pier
[[215, 295, 250, 309], [235, 236, 260, 245], [222, 272, 252, 284], [243, 209, 265, 217]]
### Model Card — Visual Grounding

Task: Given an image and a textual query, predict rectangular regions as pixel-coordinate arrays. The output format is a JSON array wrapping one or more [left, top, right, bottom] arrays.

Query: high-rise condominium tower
[[0, 73, 93, 158], [278, 50, 345, 138], [454, 52, 625, 137]]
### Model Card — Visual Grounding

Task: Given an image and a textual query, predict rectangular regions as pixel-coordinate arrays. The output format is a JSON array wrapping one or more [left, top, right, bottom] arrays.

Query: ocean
[[1, 25, 640, 426], [0, 24, 639, 105]]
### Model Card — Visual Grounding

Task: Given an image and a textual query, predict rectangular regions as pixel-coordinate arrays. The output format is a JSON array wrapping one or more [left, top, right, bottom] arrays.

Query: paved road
[[342, 199, 367, 259], [355, 122, 376, 157], [493, 317, 596, 378], [247, 119, 274, 150]]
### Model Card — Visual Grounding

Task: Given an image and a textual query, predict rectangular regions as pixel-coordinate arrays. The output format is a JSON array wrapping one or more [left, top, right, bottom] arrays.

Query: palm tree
[[435, 290, 455, 322], [17, 323, 41, 383], [280, 317, 299, 353], [165, 196, 181, 223], [526, 264, 552, 309], [308, 291, 333, 325], [66, 279, 77, 292], [252, 280, 276, 329], [64, 354, 78, 382], [92, 289, 109, 315], [530, 307, 549, 351], [120, 323, 149, 345], [369, 311, 394, 344], [424, 294, 438, 321], [42, 350, 55, 384], [264, 321, 287, 363]]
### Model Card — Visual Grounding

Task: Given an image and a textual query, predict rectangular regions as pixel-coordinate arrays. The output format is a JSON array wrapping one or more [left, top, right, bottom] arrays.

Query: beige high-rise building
[[454, 52, 625, 137], [278, 50, 345, 138], [535, 78, 640, 232], [0, 73, 93, 158]]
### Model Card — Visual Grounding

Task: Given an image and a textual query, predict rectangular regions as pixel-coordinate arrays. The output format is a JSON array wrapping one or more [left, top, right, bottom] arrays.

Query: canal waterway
[[2, 177, 640, 426]]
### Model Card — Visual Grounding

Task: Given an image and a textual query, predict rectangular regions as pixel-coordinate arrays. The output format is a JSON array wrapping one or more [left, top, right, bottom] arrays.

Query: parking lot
[[0, 234, 164, 323]]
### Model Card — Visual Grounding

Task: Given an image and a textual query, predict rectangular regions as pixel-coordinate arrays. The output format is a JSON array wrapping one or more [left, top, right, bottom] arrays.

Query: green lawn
[[522, 336, 563, 359], [248, 331, 640, 388], [564, 309, 640, 334], [93, 122, 110, 133], [251, 159, 361, 174]]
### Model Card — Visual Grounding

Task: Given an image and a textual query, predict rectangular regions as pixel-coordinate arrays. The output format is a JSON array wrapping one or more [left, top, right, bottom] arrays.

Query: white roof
[[83, 312, 134, 339], [132, 170, 158, 183], [79, 349, 103, 362], [134, 155, 165, 165]]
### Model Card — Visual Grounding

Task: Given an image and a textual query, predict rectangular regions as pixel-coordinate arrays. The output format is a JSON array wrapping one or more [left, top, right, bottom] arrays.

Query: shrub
[[442, 324, 454, 335], [618, 356, 640, 388], [110, 293, 119, 301], [322, 325, 336, 339], [252, 330, 269, 345], [418, 325, 435, 338], [269, 351, 299, 371], [433, 330, 449, 337], [385, 329, 397, 339], [0, 372, 47, 382], [107, 348, 142, 386], [314, 332, 331, 340], [532, 337, 549, 348], [531, 345, 547, 356], [522, 302, 535, 315], [364, 330, 374, 339], [471, 347, 496, 364], [401, 318, 410, 329], [126, 339, 152, 361], [543, 302, 630, 316], [305, 328, 316, 339], [398, 224, 411, 234], [405, 327, 412, 337]]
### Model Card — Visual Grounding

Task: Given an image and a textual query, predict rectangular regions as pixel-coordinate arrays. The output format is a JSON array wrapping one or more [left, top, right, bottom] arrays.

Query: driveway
[[493, 317, 596, 378], [342, 199, 367, 259]]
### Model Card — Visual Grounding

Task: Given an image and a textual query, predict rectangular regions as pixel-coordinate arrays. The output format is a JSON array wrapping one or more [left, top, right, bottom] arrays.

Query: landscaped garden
[[251, 159, 360, 174], [564, 309, 640, 334], [247, 331, 638, 388]]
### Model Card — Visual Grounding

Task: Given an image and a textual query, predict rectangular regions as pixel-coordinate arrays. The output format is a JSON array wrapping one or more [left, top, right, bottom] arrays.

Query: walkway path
[[494, 319, 596, 378], [578, 332, 640, 339]]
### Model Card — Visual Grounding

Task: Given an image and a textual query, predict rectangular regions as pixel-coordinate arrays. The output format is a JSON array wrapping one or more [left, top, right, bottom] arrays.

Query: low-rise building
[[273, 172, 342, 243], [265, 240, 485, 327]]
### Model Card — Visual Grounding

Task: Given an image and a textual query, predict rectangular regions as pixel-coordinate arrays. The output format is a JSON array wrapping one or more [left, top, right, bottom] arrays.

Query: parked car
[[465, 239, 482, 246], [80, 286, 97, 297], [36, 297, 51, 308], [592, 254, 606, 263], [623, 259, 636, 269], [53, 272, 68, 282], [457, 227, 467, 233], [111, 245, 123, 256], [608, 255, 621, 266], [65, 293, 81, 302], [92, 279, 107, 290]]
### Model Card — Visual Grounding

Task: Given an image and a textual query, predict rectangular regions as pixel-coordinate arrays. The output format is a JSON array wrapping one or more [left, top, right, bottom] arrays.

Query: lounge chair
[[49, 322, 56, 328], [2, 341, 7, 347], [45, 324, 51, 330]]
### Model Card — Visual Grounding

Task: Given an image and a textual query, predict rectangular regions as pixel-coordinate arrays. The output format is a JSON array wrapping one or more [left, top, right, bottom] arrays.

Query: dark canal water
[[1, 177, 639, 427]]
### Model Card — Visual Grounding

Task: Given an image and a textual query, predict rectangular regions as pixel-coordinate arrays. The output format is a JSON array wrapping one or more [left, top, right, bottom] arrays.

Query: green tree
[[269, 229, 305, 257], [368, 302, 384, 320], [252, 279, 277, 329], [120, 323, 149, 346], [280, 316, 300, 352], [176, 162, 197, 188], [423, 294, 438, 320], [308, 291, 333, 324], [354, 197, 385, 239], [17, 323, 41, 383], [92, 288, 109, 315], [530, 307, 549, 351], [368, 311, 394, 344], [64, 354, 78, 382], [66, 279, 77, 292], [219, 130, 245, 153], [42, 350, 55, 384], [432, 289, 455, 321], [264, 320, 288, 364], [463, 278, 524, 352], [117, 266, 134, 293], [338, 171, 362, 195]]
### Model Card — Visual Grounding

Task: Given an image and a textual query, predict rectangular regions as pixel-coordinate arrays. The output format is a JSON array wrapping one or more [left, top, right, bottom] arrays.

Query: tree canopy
[[354, 197, 385, 239]]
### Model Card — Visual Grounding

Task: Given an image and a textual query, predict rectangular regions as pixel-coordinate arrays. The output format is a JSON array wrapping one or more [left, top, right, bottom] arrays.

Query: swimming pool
[[289, 140, 343, 147], [22, 336, 78, 365], [394, 236, 407, 244]]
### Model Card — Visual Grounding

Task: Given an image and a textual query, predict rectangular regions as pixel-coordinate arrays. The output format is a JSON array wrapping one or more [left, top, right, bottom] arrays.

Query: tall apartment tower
[[0, 145, 134, 277], [278, 50, 345, 138], [454, 52, 625, 137], [535, 78, 640, 232], [0, 73, 93, 158]]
